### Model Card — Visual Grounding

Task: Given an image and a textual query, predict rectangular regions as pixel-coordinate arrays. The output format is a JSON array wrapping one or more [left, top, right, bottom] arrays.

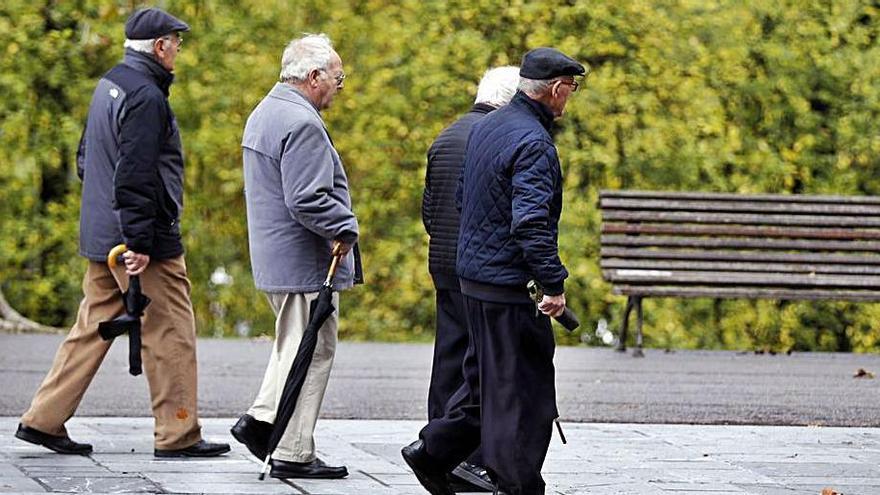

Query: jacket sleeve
[[76, 123, 87, 181], [510, 140, 568, 295], [114, 87, 164, 254], [422, 146, 435, 235], [280, 121, 358, 243]]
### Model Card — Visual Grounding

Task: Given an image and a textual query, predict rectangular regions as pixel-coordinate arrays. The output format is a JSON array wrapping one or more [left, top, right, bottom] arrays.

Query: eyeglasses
[[161, 34, 183, 48], [558, 79, 579, 92], [320, 68, 346, 86]]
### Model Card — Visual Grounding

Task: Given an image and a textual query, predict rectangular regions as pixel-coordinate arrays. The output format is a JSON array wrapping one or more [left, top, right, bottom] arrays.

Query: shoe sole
[[154, 446, 231, 458], [401, 448, 453, 495], [451, 464, 495, 492], [229, 427, 268, 460], [269, 470, 348, 480], [14, 429, 92, 455]]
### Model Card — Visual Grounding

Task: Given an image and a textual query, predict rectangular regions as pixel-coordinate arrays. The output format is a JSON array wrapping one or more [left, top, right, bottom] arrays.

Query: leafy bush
[[2, 0, 879, 351]]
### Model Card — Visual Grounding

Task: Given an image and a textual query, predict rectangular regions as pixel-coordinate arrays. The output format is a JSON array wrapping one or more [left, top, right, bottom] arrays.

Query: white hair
[[123, 38, 157, 53], [474, 66, 520, 107], [279, 33, 334, 83], [518, 77, 560, 96]]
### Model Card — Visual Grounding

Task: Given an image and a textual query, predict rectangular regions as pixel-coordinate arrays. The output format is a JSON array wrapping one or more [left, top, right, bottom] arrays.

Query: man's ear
[[308, 69, 321, 87], [153, 38, 165, 57]]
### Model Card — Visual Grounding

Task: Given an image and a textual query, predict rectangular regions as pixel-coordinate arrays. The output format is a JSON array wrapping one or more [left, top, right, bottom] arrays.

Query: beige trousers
[[21, 257, 202, 450], [248, 292, 339, 463]]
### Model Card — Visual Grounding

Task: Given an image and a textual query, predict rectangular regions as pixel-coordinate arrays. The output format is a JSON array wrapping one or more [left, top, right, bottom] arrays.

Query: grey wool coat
[[242, 83, 360, 293]]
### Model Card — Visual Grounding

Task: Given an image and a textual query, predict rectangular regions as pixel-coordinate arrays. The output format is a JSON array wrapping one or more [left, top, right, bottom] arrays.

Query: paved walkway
[[2, 417, 879, 494]]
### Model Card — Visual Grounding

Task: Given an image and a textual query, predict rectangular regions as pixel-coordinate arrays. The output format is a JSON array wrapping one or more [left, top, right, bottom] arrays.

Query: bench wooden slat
[[602, 223, 880, 240], [601, 234, 880, 252], [600, 247, 880, 265], [600, 259, 880, 275], [600, 189, 880, 205], [612, 285, 880, 302], [602, 210, 880, 227], [600, 197, 880, 216], [603, 269, 880, 288]]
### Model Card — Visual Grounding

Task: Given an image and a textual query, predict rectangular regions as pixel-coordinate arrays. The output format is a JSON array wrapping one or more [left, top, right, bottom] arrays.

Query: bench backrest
[[599, 190, 880, 301]]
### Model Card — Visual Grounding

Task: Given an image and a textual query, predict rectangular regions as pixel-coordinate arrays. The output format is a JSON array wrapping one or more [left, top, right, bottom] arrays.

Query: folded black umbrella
[[97, 244, 150, 376], [258, 245, 344, 480]]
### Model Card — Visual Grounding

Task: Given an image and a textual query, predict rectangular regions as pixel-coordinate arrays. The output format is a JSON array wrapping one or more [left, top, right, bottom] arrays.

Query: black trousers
[[420, 295, 558, 495], [427, 288, 484, 465]]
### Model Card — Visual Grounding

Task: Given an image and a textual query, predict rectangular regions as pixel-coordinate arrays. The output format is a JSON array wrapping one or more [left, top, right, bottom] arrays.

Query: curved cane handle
[[107, 244, 128, 268]]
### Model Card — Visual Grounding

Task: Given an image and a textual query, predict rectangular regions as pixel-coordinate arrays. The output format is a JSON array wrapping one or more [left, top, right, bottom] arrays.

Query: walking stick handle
[[107, 244, 128, 268]]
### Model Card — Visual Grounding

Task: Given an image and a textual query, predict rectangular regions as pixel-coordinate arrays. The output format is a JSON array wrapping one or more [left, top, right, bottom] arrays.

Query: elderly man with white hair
[[421, 65, 520, 493], [231, 33, 360, 480], [15, 7, 229, 459]]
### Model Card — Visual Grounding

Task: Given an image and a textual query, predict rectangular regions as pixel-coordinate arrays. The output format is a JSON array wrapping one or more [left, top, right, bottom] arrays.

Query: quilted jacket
[[456, 91, 568, 296], [422, 103, 495, 289]]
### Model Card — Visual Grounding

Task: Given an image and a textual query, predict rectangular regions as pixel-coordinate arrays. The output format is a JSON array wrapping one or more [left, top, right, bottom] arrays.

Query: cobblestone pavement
[[2, 417, 879, 494]]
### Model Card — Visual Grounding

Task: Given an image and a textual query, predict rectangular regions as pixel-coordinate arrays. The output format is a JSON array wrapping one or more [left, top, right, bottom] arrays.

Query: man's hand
[[122, 250, 150, 276], [332, 239, 352, 256], [538, 293, 566, 318]]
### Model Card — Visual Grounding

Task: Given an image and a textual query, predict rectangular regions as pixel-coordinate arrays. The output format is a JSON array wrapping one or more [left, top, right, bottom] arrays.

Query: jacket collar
[[269, 82, 323, 119], [122, 49, 174, 96], [470, 102, 496, 115], [510, 91, 554, 131]]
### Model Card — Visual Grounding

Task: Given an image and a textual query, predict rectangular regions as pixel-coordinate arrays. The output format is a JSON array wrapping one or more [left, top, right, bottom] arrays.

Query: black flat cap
[[520, 47, 586, 79], [125, 8, 190, 40]]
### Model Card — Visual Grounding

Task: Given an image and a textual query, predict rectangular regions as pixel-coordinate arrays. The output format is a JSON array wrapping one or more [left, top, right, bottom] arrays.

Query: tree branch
[[0, 287, 63, 334]]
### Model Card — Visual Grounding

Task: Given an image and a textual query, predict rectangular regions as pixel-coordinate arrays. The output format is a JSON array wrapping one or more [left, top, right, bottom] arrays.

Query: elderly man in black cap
[[402, 47, 586, 495], [15, 7, 229, 458]]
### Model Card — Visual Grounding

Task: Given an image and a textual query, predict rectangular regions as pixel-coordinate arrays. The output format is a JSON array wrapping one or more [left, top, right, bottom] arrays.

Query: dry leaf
[[853, 368, 875, 379]]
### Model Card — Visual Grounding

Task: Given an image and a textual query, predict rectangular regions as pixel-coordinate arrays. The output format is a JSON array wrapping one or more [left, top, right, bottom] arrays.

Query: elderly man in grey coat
[[232, 33, 360, 480]]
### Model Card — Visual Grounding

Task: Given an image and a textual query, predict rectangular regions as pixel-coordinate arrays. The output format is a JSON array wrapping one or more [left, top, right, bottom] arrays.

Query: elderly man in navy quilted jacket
[[403, 47, 586, 495], [421, 65, 520, 493]]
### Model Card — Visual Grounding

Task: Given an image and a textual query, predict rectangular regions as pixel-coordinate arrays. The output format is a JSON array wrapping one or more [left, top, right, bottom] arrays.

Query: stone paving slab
[[1, 417, 878, 494]]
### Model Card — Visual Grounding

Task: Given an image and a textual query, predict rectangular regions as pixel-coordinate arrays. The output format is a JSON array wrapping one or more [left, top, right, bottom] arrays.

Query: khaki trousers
[[21, 257, 202, 450], [248, 292, 338, 463]]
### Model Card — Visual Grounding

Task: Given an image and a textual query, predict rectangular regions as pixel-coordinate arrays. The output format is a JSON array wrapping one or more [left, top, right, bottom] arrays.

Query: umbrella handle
[[106, 244, 128, 268], [324, 242, 345, 286]]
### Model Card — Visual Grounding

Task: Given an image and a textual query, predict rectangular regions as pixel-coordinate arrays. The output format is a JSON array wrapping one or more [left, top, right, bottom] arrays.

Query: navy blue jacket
[[76, 49, 185, 261], [456, 91, 568, 296], [422, 103, 495, 289]]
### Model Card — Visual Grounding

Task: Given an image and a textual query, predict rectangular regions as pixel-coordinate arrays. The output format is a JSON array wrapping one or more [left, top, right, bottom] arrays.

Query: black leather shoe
[[230, 414, 272, 459], [154, 439, 231, 458], [450, 461, 494, 492], [270, 458, 348, 479], [15, 423, 92, 455], [401, 440, 453, 495]]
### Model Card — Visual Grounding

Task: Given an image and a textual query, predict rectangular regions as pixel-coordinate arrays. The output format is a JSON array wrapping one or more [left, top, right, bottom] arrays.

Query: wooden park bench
[[599, 190, 880, 356]]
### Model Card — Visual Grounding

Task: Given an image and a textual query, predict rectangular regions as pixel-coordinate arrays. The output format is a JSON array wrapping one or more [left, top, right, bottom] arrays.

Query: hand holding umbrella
[[97, 244, 151, 376], [258, 242, 345, 480]]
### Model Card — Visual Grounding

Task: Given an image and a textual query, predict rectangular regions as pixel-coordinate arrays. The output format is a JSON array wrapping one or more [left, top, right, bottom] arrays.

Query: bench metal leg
[[633, 296, 644, 358], [616, 296, 636, 352]]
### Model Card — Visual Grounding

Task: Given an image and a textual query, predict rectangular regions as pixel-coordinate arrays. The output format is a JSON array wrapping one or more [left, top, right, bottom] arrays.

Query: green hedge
[[2, 0, 880, 351]]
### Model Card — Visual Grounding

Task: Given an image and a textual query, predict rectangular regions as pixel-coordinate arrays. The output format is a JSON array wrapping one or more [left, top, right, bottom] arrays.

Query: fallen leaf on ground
[[853, 368, 875, 379]]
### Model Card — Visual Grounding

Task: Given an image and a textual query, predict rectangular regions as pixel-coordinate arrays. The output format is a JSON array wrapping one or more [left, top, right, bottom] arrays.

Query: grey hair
[[123, 38, 157, 53], [123, 35, 175, 54], [279, 33, 334, 83], [518, 77, 560, 96], [474, 66, 520, 107]]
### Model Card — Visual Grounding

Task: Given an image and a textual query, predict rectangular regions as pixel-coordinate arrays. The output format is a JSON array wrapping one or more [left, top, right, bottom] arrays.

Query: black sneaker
[[450, 461, 494, 492]]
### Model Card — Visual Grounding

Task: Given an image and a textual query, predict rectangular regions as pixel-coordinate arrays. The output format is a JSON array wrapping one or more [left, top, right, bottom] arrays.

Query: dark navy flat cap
[[520, 47, 586, 79], [125, 8, 190, 40]]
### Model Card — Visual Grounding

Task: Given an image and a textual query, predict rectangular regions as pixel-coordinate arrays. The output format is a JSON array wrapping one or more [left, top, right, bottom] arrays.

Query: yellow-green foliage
[[2, 1, 880, 351]]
